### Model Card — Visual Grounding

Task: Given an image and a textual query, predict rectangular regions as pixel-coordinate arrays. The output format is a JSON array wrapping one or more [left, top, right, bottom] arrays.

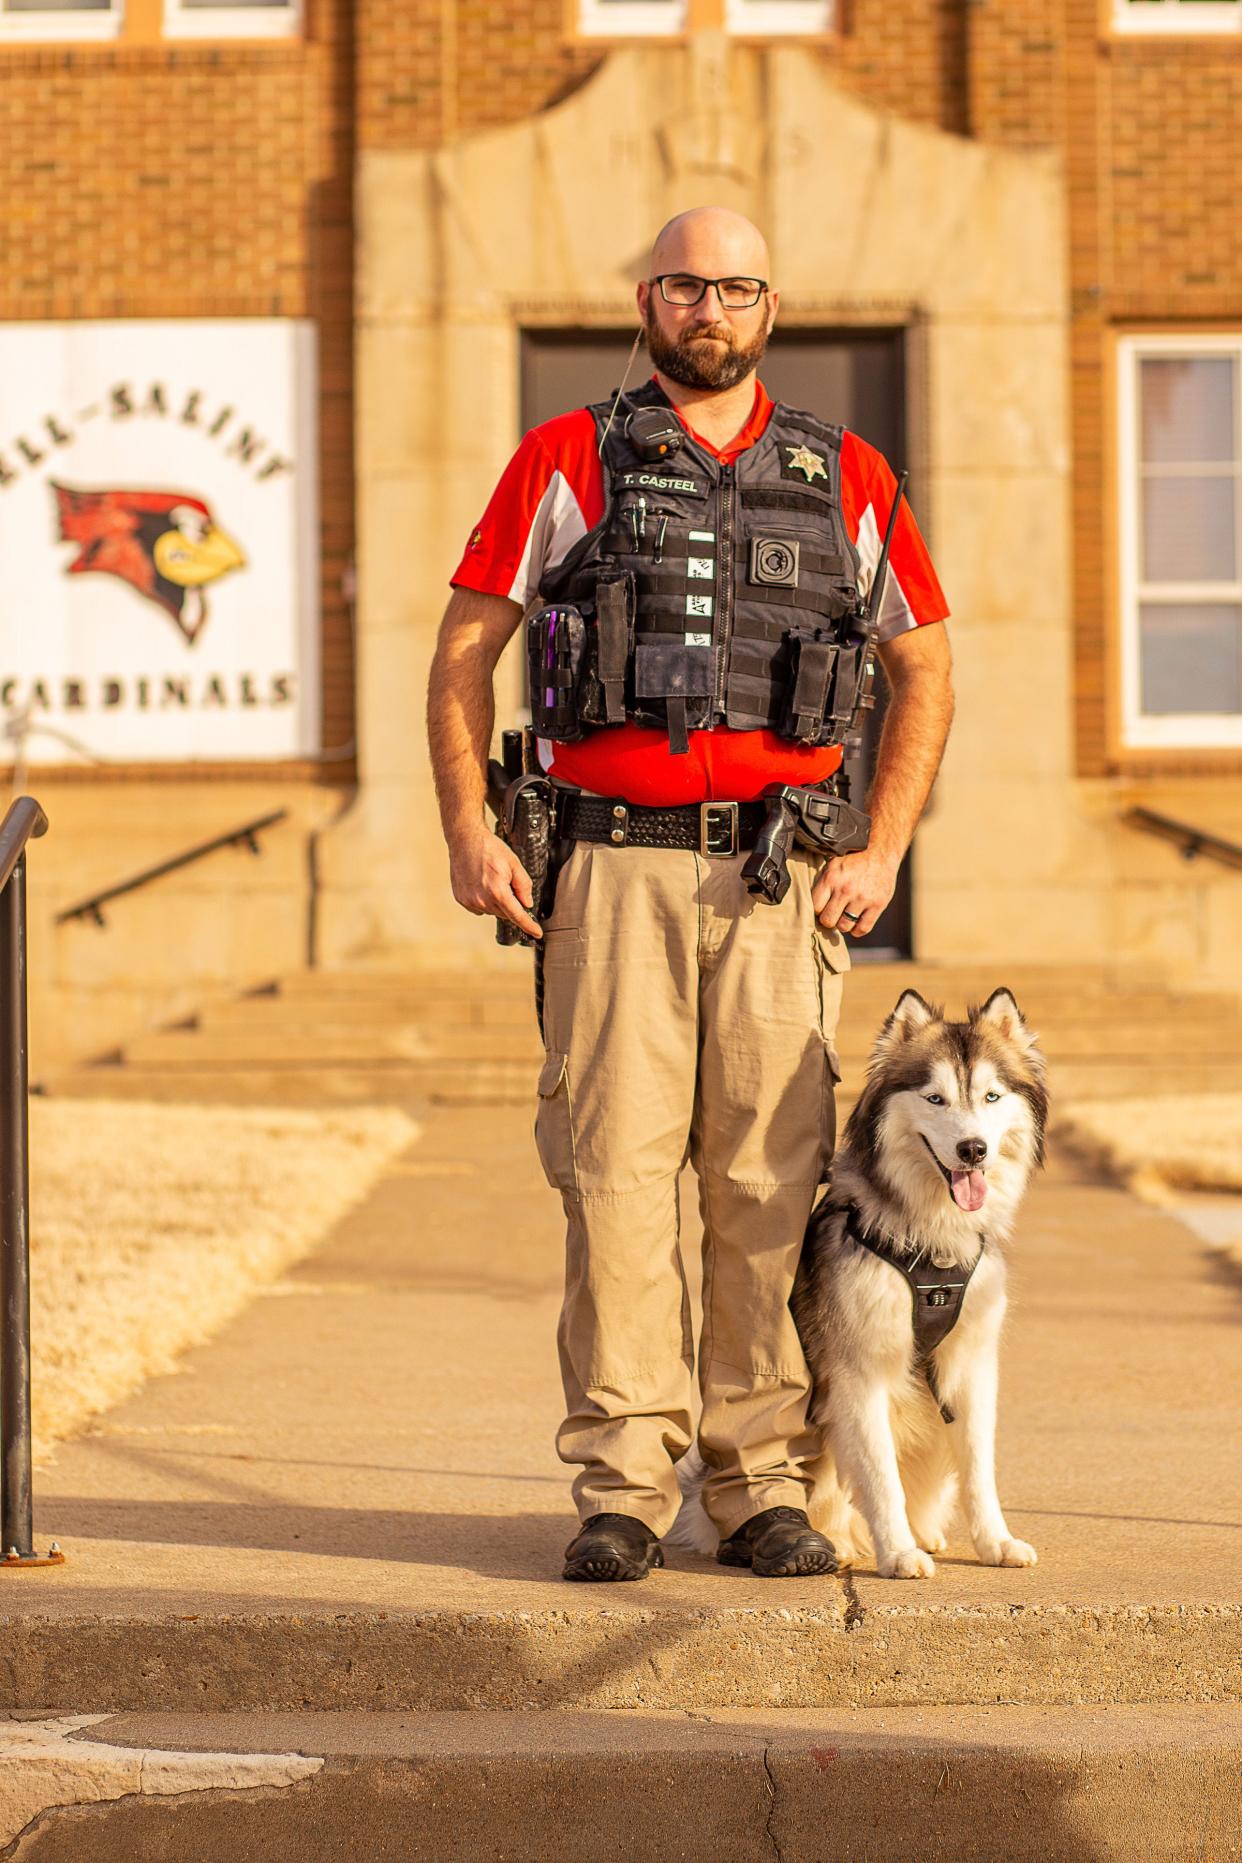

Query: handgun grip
[[743, 794, 798, 905]]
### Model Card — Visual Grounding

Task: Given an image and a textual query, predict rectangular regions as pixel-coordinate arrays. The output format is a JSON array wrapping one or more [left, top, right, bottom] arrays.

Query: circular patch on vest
[[750, 536, 800, 587]]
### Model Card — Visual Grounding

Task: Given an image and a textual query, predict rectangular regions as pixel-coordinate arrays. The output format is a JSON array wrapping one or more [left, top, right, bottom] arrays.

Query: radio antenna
[[869, 471, 909, 627]]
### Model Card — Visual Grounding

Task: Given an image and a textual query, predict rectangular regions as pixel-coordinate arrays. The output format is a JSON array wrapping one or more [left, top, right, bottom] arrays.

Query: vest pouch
[[781, 627, 839, 746], [828, 642, 865, 737], [579, 572, 634, 728], [527, 603, 587, 742], [634, 632, 714, 755]]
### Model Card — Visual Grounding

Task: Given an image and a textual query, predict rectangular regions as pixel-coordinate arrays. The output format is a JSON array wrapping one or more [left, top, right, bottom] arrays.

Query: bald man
[[430, 208, 954, 1581]]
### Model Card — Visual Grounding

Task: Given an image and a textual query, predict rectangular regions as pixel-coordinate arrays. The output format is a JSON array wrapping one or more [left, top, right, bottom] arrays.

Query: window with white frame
[[1118, 336, 1242, 748], [1113, 0, 1241, 34], [578, 0, 685, 36], [164, 0, 299, 38], [725, 0, 835, 33], [0, 0, 121, 40]]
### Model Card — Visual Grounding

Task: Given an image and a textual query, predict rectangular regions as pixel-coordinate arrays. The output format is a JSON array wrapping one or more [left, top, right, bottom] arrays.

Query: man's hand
[[812, 845, 902, 938], [449, 824, 543, 941]]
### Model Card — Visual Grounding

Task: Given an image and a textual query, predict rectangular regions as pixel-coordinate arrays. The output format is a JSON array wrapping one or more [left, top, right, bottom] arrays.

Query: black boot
[[563, 1512, 665, 1582], [716, 1506, 837, 1577]]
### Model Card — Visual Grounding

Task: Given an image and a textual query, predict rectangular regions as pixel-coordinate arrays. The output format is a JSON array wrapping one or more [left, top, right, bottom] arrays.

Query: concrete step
[[1, 1707, 1237, 1861], [271, 961, 1155, 996], [204, 987, 1234, 1034], [50, 1058, 542, 1107], [211, 991, 539, 1030], [121, 1021, 1242, 1072], [119, 1027, 544, 1067], [42, 1067, 433, 1107], [3, 1600, 1238, 1715], [55, 1051, 1242, 1110]]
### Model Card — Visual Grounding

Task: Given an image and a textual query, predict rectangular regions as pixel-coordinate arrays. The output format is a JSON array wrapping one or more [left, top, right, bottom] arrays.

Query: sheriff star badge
[[785, 444, 828, 484]]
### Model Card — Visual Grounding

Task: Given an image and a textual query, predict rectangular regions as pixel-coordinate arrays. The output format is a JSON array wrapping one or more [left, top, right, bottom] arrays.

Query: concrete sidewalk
[[5, 1094, 1240, 1715]]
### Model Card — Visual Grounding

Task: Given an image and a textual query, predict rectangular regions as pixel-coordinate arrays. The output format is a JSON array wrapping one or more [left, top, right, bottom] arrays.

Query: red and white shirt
[[451, 378, 949, 806]]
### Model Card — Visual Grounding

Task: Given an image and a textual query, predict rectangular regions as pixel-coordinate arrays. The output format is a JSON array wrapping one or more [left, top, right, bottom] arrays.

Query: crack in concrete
[[761, 1744, 785, 1863], [842, 1571, 865, 1631], [0, 1716, 323, 1853], [3, 1778, 323, 1860]]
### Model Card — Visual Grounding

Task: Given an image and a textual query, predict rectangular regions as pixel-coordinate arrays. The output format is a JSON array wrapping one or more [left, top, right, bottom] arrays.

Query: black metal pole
[[0, 852, 34, 1560]]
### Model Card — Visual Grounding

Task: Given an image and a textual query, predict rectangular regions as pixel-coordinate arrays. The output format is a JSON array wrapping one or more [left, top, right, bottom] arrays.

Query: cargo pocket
[[814, 921, 852, 976], [534, 1049, 578, 1193], [813, 923, 849, 1046]]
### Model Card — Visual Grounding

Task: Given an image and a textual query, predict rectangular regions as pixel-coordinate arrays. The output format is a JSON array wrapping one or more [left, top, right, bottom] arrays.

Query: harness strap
[[844, 1203, 985, 1423]]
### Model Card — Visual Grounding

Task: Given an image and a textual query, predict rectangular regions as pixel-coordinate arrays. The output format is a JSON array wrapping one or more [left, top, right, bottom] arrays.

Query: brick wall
[[355, 0, 602, 150], [964, 0, 1063, 146], [962, 0, 1242, 776], [354, 0, 969, 152], [0, 1, 356, 777], [1072, 27, 1242, 775], [831, 0, 968, 134]]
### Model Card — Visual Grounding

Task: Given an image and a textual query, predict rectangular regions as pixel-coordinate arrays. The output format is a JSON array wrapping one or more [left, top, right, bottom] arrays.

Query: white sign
[[0, 320, 320, 764]]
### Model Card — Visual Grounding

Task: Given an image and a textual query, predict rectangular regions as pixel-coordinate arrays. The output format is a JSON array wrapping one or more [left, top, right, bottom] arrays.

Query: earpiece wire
[[596, 328, 644, 457]]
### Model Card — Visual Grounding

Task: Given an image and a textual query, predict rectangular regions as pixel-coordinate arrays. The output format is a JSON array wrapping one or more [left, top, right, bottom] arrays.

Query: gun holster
[[486, 762, 558, 949], [741, 782, 872, 907]]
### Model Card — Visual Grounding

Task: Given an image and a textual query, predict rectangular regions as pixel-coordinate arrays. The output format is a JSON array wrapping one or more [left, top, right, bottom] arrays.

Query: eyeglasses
[[651, 273, 769, 311]]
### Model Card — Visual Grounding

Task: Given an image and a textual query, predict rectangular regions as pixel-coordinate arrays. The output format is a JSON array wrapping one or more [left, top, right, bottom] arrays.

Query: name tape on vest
[[616, 471, 705, 495]]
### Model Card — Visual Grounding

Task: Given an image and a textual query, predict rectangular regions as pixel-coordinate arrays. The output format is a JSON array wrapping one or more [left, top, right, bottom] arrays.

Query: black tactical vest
[[535, 380, 865, 754]]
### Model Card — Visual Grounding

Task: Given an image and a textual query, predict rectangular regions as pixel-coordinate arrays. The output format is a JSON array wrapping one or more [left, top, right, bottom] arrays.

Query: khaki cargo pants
[[534, 837, 848, 1540]]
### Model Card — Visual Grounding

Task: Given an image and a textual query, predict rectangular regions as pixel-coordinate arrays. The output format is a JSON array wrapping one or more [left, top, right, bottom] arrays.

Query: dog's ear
[[976, 987, 1042, 1056], [976, 988, 1048, 1163], [867, 990, 942, 1075], [882, 989, 940, 1042]]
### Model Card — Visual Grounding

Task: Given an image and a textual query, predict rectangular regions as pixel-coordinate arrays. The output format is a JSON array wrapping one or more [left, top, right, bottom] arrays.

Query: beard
[[643, 303, 770, 391]]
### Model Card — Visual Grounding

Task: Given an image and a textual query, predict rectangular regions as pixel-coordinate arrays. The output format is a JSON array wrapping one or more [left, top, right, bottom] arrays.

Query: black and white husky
[[672, 986, 1048, 1580]]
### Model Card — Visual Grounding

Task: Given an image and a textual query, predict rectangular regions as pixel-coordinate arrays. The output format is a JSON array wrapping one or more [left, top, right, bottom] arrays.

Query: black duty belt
[[843, 1201, 985, 1424], [555, 790, 768, 858]]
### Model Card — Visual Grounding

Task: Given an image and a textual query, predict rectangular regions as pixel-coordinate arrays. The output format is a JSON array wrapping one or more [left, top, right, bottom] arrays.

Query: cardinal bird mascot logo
[[51, 482, 247, 646]]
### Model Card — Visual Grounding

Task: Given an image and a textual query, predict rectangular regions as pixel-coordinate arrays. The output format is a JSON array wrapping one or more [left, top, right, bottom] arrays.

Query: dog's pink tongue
[[951, 1169, 987, 1212]]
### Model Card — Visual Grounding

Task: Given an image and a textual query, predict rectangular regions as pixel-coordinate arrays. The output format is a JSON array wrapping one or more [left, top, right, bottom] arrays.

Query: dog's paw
[[878, 1546, 935, 1580], [913, 1529, 948, 1554], [976, 1536, 1038, 1568]]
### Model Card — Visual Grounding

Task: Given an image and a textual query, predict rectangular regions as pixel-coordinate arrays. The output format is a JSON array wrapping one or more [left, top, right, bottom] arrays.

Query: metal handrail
[[0, 796, 47, 895], [1122, 806, 1242, 874], [56, 808, 289, 927], [0, 796, 62, 1569]]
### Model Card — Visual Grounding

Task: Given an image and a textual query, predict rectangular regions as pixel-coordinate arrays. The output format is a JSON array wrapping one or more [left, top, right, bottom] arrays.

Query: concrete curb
[[3, 1707, 1239, 1861], [1, 1603, 1237, 1712]]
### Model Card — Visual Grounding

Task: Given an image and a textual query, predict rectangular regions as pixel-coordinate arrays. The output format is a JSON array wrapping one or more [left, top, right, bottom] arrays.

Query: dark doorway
[[519, 326, 914, 961]]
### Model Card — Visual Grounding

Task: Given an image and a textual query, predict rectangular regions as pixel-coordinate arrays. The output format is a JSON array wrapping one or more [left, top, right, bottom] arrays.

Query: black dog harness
[[843, 1202, 985, 1423]]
